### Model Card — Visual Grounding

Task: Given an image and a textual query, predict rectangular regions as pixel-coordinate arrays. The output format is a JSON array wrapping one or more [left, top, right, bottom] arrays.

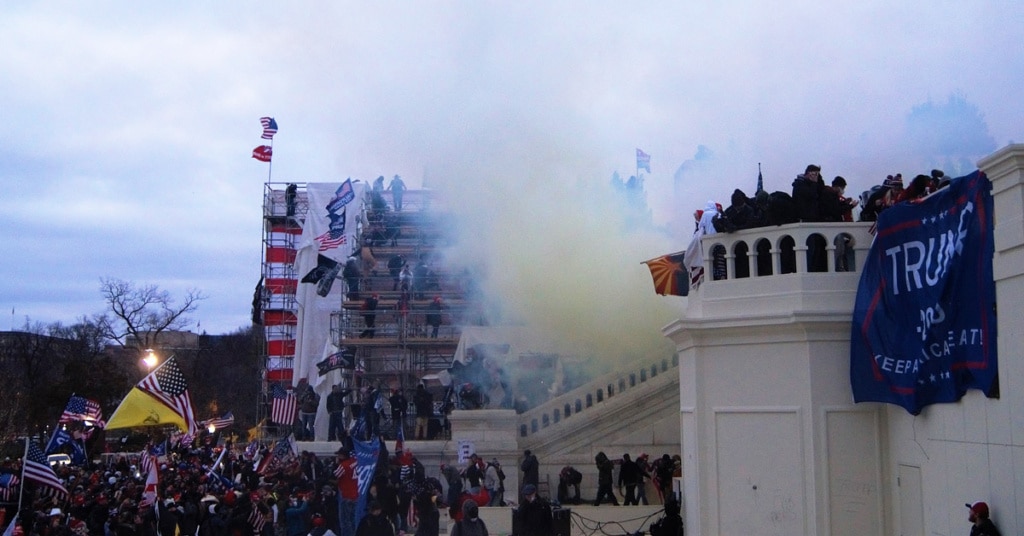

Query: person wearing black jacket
[[966, 501, 1001, 536], [519, 450, 539, 503], [413, 384, 433, 440], [514, 484, 551, 536], [359, 294, 379, 339], [792, 164, 842, 271], [342, 258, 361, 300], [618, 454, 643, 506], [594, 452, 618, 506]]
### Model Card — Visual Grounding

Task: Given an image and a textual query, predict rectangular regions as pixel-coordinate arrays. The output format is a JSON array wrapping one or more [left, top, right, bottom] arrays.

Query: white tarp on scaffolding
[[292, 181, 366, 437]]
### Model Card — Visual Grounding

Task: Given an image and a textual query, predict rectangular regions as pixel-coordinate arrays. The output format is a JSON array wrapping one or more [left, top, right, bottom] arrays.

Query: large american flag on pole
[[25, 442, 67, 500], [59, 395, 104, 427], [138, 357, 198, 435], [270, 384, 297, 426]]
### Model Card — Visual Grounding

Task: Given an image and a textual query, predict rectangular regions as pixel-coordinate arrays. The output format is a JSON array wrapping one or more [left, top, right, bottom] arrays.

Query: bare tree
[[96, 278, 206, 349]]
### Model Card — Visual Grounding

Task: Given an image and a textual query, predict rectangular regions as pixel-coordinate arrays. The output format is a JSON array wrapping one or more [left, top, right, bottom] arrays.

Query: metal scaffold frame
[[258, 181, 474, 439]]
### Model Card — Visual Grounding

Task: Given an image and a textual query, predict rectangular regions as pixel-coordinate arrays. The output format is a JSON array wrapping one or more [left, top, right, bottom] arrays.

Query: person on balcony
[[792, 164, 843, 271], [830, 176, 859, 222], [792, 164, 843, 223]]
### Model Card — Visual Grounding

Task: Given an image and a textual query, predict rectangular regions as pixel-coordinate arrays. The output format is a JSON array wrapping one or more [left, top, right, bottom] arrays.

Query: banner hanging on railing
[[850, 171, 997, 415]]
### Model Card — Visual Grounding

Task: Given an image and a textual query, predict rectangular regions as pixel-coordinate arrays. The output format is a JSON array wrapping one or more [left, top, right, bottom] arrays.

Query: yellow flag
[[105, 387, 190, 432], [247, 418, 266, 442]]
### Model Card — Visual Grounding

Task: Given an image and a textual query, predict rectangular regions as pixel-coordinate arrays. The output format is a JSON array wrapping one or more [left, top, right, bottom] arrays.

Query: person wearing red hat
[[966, 501, 1001, 536]]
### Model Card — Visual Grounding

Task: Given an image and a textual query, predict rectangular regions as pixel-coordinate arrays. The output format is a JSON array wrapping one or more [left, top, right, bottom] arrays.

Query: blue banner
[[45, 428, 72, 455], [352, 436, 380, 528], [850, 171, 997, 414]]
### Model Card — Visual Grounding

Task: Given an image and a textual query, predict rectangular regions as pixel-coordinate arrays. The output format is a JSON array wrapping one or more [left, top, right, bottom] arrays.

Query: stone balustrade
[[700, 221, 874, 278], [517, 354, 679, 439]]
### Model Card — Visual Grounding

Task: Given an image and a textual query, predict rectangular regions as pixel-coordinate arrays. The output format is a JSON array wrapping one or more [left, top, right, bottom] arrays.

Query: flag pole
[[267, 138, 274, 183], [16, 438, 29, 520]]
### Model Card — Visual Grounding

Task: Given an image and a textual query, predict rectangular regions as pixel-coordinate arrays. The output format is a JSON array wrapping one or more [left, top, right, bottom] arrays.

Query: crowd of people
[[0, 435, 461, 536], [681, 165, 954, 284], [708, 165, 952, 234]]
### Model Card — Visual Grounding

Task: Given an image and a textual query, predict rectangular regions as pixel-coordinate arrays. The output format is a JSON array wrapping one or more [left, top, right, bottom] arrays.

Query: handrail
[[516, 354, 679, 439], [700, 222, 874, 278]]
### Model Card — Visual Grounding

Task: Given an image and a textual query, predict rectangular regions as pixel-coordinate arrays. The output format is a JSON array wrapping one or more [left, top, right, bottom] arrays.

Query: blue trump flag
[[352, 436, 381, 528], [850, 171, 997, 414]]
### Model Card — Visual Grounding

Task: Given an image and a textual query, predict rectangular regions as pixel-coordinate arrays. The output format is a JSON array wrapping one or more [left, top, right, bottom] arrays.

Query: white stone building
[[665, 144, 1024, 535]]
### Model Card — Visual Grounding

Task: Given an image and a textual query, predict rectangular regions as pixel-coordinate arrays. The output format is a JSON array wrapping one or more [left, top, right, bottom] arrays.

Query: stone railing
[[517, 354, 679, 439], [701, 222, 875, 278]]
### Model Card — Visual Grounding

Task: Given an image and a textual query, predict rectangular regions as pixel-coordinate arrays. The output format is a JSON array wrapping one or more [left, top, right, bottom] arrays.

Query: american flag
[[315, 230, 347, 252], [200, 412, 235, 431], [270, 384, 297, 426], [636, 148, 651, 173], [260, 117, 278, 140], [59, 395, 104, 426], [0, 473, 19, 502], [257, 435, 297, 476], [248, 506, 267, 533], [24, 442, 67, 500], [138, 357, 198, 435], [139, 450, 154, 477]]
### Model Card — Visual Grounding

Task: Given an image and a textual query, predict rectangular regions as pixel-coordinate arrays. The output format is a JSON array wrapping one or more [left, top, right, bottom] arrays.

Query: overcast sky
[[2, 2, 1020, 338]]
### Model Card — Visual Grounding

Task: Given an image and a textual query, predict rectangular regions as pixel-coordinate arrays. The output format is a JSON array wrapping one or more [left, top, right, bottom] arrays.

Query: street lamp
[[142, 349, 158, 370]]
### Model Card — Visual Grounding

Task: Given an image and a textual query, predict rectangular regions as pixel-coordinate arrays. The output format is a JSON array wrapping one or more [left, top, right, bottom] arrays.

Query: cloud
[[0, 2, 1021, 335]]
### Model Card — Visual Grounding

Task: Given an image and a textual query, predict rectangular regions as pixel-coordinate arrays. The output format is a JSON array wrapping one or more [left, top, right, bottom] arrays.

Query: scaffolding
[[259, 181, 471, 437]]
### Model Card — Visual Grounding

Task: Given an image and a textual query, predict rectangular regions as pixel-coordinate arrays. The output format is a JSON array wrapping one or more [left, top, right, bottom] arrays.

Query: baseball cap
[[966, 501, 989, 517]]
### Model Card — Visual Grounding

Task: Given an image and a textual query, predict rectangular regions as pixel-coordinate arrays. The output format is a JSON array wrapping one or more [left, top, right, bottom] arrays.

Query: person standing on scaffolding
[[388, 174, 407, 211]]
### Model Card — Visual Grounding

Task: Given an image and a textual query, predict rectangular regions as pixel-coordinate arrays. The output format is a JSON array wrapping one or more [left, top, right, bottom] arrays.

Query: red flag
[[139, 454, 159, 509], [252, 145, 273, 162]]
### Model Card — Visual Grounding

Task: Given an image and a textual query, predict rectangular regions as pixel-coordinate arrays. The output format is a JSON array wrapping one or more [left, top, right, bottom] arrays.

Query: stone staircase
[[515, 354, 681, 500]]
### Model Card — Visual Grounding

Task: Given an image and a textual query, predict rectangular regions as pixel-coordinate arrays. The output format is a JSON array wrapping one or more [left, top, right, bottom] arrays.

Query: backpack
[[859, 185, 888, 222], [711, 213, 736, 233], [765, 191, 798, 226]]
